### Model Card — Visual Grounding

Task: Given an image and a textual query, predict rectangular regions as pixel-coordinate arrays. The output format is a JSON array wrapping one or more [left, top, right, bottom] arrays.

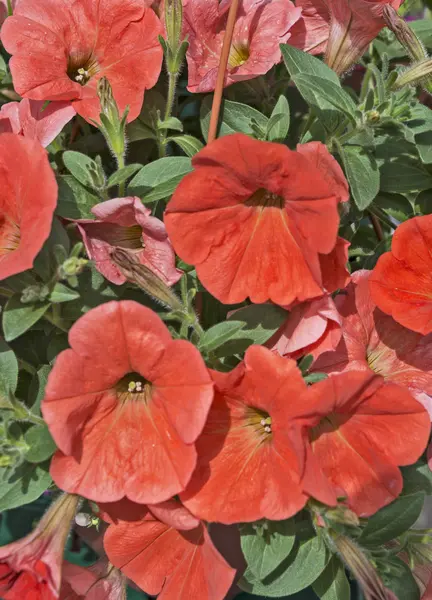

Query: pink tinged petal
[[18, 99, 75, 147], [0, 102, 21, 134]]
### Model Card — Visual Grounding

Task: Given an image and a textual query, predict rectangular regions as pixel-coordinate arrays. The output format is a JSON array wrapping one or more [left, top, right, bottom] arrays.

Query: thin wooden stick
[[207, 0, 240, 144]]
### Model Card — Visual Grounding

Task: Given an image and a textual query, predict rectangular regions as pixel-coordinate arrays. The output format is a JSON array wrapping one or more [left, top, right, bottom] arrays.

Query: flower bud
[[383, 6, 427, 63], [20, 284, 49, 304], [97, 77, 119, 124], [394, 59, 432, 90], [165, 0, 183, 55], [59, 257, 88, 279]]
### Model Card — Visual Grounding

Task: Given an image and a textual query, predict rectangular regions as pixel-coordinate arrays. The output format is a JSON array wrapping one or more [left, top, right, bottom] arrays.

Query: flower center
[[245, 188, 284, 209], [228, 42, 250, 68], [116, 373, 152, 404], [67, 54, 99, 86], [0, 215, 20, 256], [89, 223, 144, 252], [245, 407, 273, 441]]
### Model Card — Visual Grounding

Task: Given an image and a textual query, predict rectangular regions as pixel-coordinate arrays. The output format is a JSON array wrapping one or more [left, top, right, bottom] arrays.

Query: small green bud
[[21, 284, 50, 304], [59, 257, 88, 279], [394, 59, 432, 90], [165, 0, 183, 55], [365, 110, 380, 124]]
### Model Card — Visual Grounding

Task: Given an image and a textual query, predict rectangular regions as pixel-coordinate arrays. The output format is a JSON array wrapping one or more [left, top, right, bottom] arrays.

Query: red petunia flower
[[312, 270, 432, 417], [0, 494, 79, 600], [165, 134, 350, 306], [0, 133, 57, 281], [183, 0, 301, 93], [370, 216, 432, 336], [0, 99, 75, 148], [268, 295, 342, 360], [1, 0, 163, 123], [290, 0, 402, 73], [42, 300, 214, 505], [76, 197, 182, 286], [180, 345, 308, 524], [104, 500, 236, 600], [291, 370, 430, 516]]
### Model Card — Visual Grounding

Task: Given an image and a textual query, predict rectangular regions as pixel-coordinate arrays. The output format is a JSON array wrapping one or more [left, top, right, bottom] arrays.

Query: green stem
[[300, 112, 317, 143], [159, 72, 179, 158], [18, 359, 37, 376], [116, 154, 126, 197]]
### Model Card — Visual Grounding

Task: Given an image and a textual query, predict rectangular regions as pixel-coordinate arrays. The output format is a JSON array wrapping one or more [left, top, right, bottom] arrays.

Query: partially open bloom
[[0, 494, 79, 599], [290, 0, 403, 74], [180, 346, 308, 524], [370, 216, 432, 336], [313, 270, 432, 417], [42, 301, 214, 505], [165, 134, 350, 306], [1, 0, 163, 123], [291, 370, 430, 516], [60, 561, 126, 600], [0, 133, 57, 281], [184, 0, 302, 93], [0, 99, 75, 147], [104, 500, 236, 600], [76, 197, 182, 286], [268, 295, 342, 360]]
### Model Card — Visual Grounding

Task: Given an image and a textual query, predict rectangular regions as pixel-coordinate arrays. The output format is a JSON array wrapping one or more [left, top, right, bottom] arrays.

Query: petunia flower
[[104, 500, 236, 600], [312, 270, 432, 417], [290, 370, 430, 516], [76, 197, 182, 286], [165, 134, 350, 306], [0, 494, 79, 600], [60, 561, 126, 600], [183, 0, 302, 93], [289, 0, 403, 74], [370, 216, 432, 336], [0, 0, 15, 29], [42, 300, 214, 505], [0, 98, 75, 148], [1, 0, 163, 123], [267, 295, 342, 360], [180, 345, 309, 524], [0, 133, 58, 281]]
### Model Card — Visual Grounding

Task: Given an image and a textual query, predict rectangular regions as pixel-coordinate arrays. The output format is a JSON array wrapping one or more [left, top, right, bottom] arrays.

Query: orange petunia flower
[[1, 0, 163, 123], [180, 346, 308, 524], [370, 216, 432, 336], [0, 133, 57, 281], [42, 301, 214, 505], [104, 500, 236, 600], [165, 134, 349, 306]]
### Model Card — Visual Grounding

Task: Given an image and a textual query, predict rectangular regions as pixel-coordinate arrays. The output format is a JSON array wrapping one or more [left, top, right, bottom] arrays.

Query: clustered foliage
[[1, 0, 432, 599]]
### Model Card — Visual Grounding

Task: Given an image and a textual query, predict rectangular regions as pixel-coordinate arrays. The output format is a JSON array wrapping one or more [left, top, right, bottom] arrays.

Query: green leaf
[[313, 557, 350, 600], [0, 339, 18, 396], [359, 492, 425, 547], [3, 296, 51, 342], [374, 193, 414, 222], [0, 461, 52, 511], [292, 74, 357, 124], [63, 151, 102, 189], [24, 425, 57, 464], [266, 95, 290, 142], [56, 175, 100, 219], [380, 556, 420, 600], [107, 164, 143, 188], [280, 44, 340, 84], [338, 144, 380, 210], [158, 116, 183, 132], [401, 461, 432, 496], [406, 105, 432, 164], [240, 533, 328, 597], [169, 135, 204, 157], [199, 321, 246, 352], [128, 157, 192, 199], [49, 283, 80, 304], [380, 160, 432, 194], [304, 372, 328, 384], [30, 365, 52, 415], [240, 519, 296, 581], [200, 97, 268, 141], [34, 217, 70, 281]]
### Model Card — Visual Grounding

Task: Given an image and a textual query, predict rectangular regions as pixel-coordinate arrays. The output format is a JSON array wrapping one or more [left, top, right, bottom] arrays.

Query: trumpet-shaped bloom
[[42, 301, 214, 505], [0, 133, 57, 281], [165, 134, 349, 306], [291, 371, 430, 516], [370, 216, 432, 336], [0, 99, 75, 147], [1, 0, 163, 123], [76, 197, 182, 286], [60, 561, 126, 600], [104, 501, 236, 600], [0, 494, 79, 600], [180, 346, 308, 524], [290, 0, 403, 73], [312, 270, 432, 417], [184, 0, 302, 93]]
